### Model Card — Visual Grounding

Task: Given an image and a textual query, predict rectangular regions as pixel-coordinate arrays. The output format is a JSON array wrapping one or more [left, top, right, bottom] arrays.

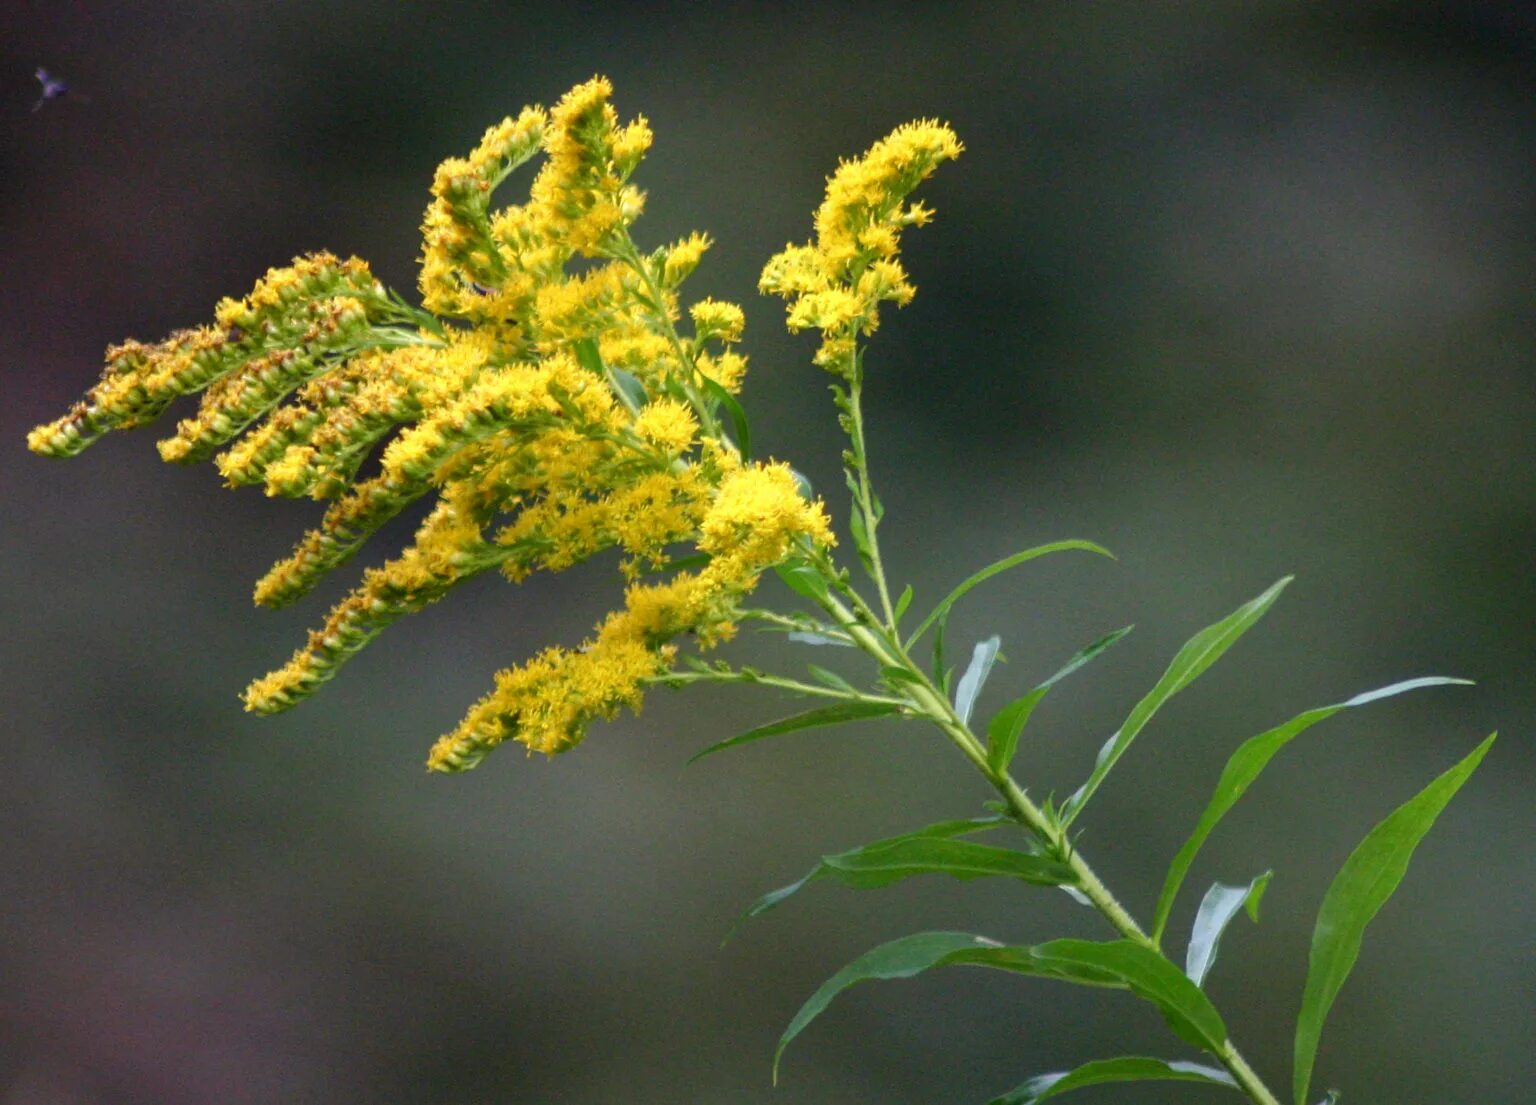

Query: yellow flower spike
[[661, 232, 712, 289], [762, 119, 961, 375]]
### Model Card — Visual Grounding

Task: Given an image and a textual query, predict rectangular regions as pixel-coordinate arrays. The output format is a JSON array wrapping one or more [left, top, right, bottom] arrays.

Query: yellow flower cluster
[[28, 77, 835, 771], [760, 120, 962, 372]]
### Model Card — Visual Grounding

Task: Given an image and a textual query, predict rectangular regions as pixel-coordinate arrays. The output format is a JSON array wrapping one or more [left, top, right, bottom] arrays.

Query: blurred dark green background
[[4, 3, 1532, 1102]]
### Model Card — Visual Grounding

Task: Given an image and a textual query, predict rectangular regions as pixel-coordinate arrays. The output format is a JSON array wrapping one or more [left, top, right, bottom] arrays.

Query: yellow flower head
[[29, 78, 852, 774], [761, 120, 961, 375]]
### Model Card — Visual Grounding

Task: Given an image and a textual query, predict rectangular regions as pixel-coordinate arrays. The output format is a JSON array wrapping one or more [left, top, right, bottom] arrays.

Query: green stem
[[842, 363, 899, 629], [797, 562, 1284, 1105], [609, 232, 724, 442]]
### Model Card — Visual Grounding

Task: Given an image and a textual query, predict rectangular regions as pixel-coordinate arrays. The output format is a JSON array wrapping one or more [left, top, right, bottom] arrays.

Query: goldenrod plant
[[30, 77, 1492, 1105]]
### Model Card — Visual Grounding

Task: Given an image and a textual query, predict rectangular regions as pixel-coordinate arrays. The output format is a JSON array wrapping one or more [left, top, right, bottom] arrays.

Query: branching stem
[[793, 372, 1285, 1105]]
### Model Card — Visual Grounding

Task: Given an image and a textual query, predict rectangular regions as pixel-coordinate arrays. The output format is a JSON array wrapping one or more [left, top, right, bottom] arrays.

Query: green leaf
[[786, 630, 852, 647], [1151, 676, 1470, 941], [608, 366, 648, 409], [700, 373, 750, 460], [778, 935, 1227, 1083], [932, 607, 951, 691], [734, 817, 1007, 931], [571, 336, 605, 376], [1292, 732, 1495, 1105], [775, 560, 829, 603], [775, 932, 998, 1081], [820, 837, 1073, 889], [805, 664, 856, 694], [687, 701, 902, 764], [1063, 578, 1292, 827], [989, 1056, 1239, 1105], [848, 502, 875, 570], [905, 540, 1114, 649], [1185, 871, 1272, 986], [1025, 939, 1228, 1051], [893, 583, 914, 625], [954, 635, 1003, 726], [986, 626, 1135, 773]]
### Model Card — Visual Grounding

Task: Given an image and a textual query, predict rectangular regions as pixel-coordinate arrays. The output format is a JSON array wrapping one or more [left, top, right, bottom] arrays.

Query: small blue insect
[[33, 67, 71, 112]]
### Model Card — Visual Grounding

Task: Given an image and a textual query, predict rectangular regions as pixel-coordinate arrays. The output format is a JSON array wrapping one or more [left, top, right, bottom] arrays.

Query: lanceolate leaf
[[989, 1056, 1239, 1105], [1023, 939, 1228, 1051], [1151, 676, 1471, 941], [775, 559, 829, 604], [700, 373, 750, 460], [734, 816, 1008, 931], [1185, 872, 1272, 986], [820, 837, 1073, 889], [954, 635, 1002, 725], [777, 935, 1228, 1081], [986, 626, 1135, 773], [894, 583, 914, 625], [774, 932, 999, 1081], [687, 701, 902, 764], [1062, 578, 1292, 827], [1292, 732, 1496, 1105], [905, 540, 1114, 649]]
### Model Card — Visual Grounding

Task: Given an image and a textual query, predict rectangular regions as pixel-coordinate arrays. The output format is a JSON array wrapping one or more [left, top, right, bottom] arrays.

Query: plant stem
[[809, 377, 1284, 1105], [842, 362, 899, 629]]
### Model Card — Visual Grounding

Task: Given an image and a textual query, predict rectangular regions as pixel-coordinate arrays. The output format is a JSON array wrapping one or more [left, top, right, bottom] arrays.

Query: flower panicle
[[760, 119, 962, 374], [27, 77, 851, 771]]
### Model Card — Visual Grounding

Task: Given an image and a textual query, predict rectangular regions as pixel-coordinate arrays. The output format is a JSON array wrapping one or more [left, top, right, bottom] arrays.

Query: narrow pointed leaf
[[906, 540, 1114, 648], [734, 816, 1008, 931], [1028, 939, 1228, 1050], [1152, 676, 1471, 941], [1293, 732, 1495, 1105], [786, 630, 853, 647], [778, 935, 1226, 1082], [775, 932, 997, 1080], [894, 583, 914, 624], [990, 1056, 1239, 1105], [987, 687, 1048, 773], [700, 373, 750, 460], [954, 635, 1002, 725], [688, 701, 901, 764], [821, 837, 1074, 888], [1063, 578, 1292, 827], [806, 664, 856, 694], [848, 502, 874, 569], [775, 560, 828, 603], [987, 626, 1135, 772], [933, 606, 951, 691], [1185, 871, 1272, 986]]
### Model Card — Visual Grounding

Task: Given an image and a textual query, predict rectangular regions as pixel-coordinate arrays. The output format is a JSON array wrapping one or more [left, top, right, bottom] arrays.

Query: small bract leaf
[[954, 635, 1002, 725], [905, 539, 1114, 649], [776, 560, 828, 602], [787, 630, 852, 647], [1185, 871, 1272, 986], [806, 664, 856, 694], [1292, 732, 1495, 1105], [1063, 578, 1291, 827], [688, 701, 901, 764], [894, 583, 914, 624], [1152, 676, 1471, 942], [989, 1056, 1239, 1105]]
